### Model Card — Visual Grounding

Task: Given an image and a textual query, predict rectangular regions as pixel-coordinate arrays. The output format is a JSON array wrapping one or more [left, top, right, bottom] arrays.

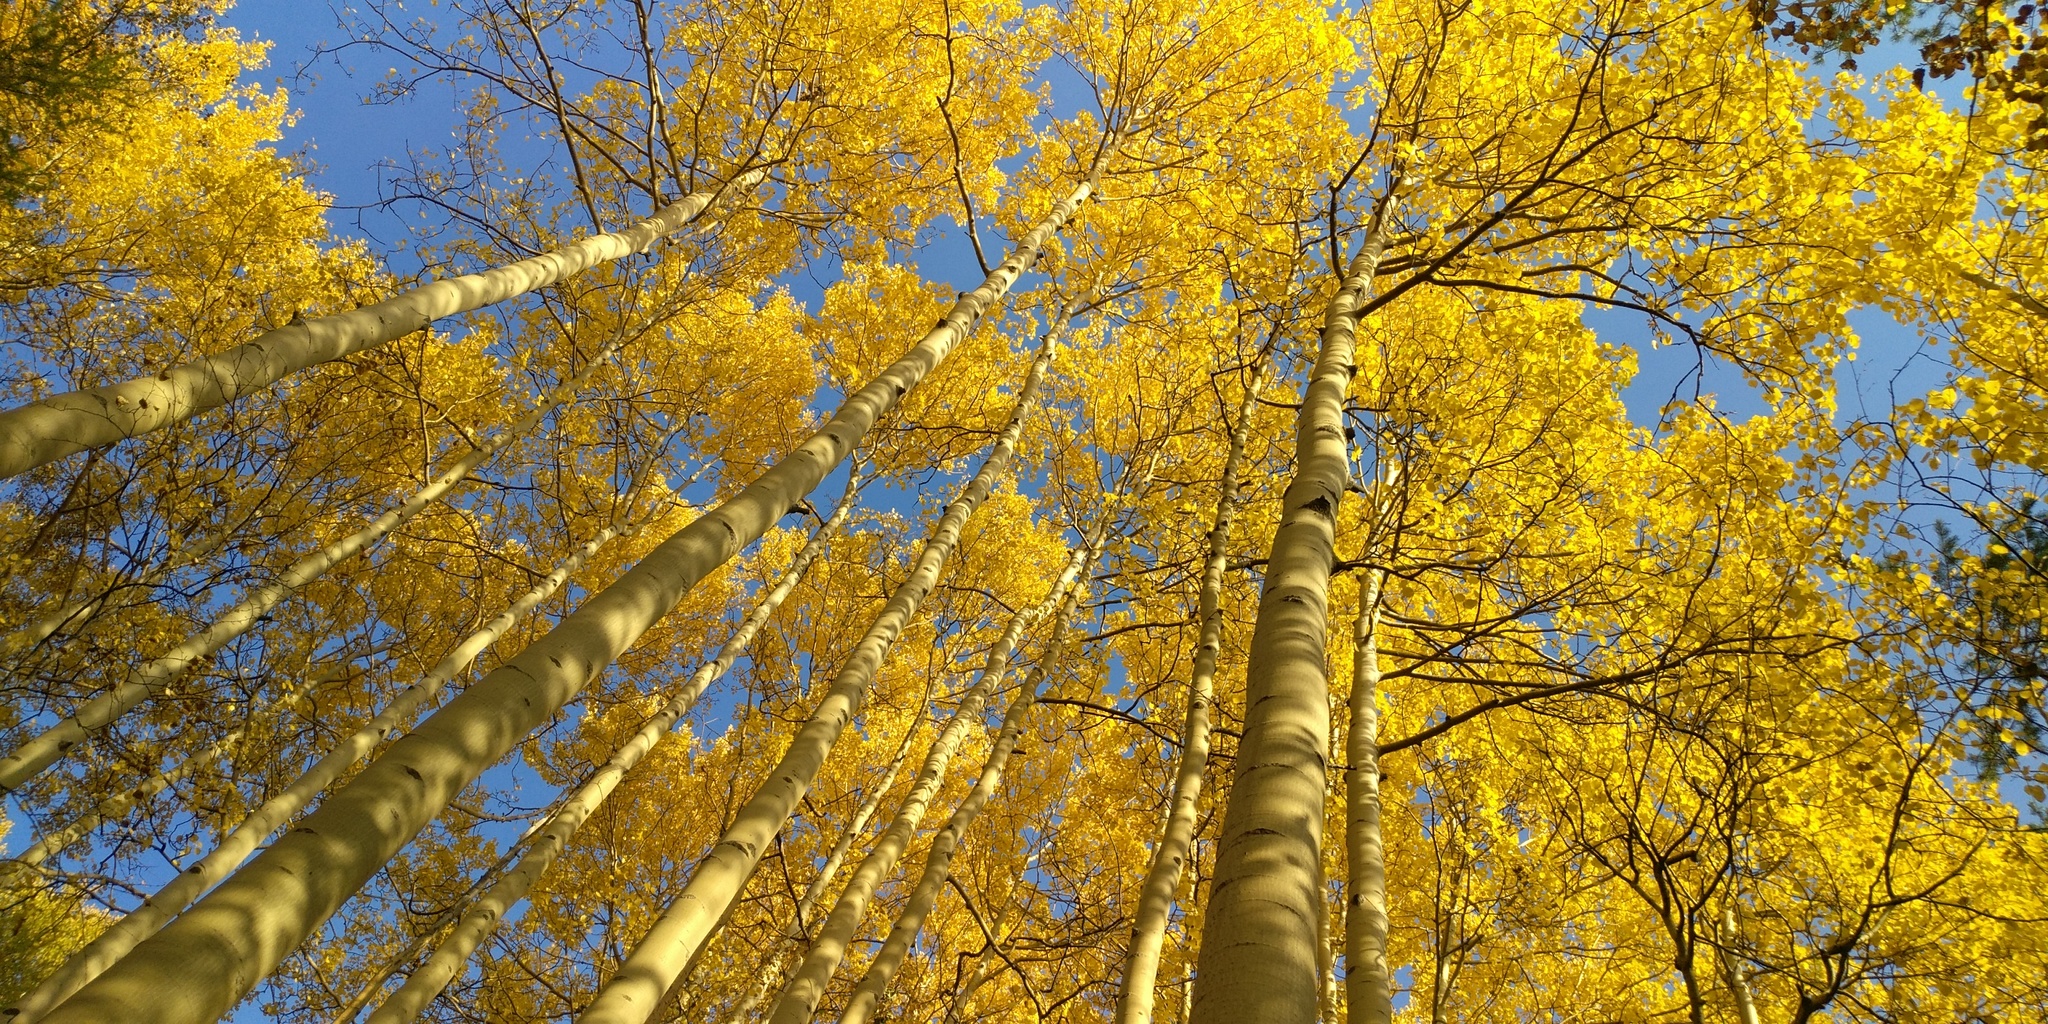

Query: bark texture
[[1114, 363, 1264, 1024], [6, 442, 682, 1024], [1187, 197, 1397, 1024], [572, 303, 1057, 1024], [1346, 560, 1391, 1024], [360, 471, 859, 1024], [0, 170, 759, 480]]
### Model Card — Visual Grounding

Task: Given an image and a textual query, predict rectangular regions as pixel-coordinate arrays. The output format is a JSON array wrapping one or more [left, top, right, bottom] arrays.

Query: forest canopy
[[1, 1, 2045, 1023]]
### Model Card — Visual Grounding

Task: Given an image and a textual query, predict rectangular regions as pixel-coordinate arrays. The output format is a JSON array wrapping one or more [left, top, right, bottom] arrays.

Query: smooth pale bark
[[1114, 364, 1264, 1024], [1345, 562, 1390, 1024], [1188, 196, 1398, 1024], [839, 460, 1145, 1024], [34, 171, 1097, 1024], [719, 696, 924, 1024], [0, 341, 627, 794], [1717, 903, 1762, 1024], [0, 170, 760, 480], [6, 445, 685, 1024], [573, 313, 1057, 1024], [361, 470, 861, 1024], [836, 564, 1098, 1024], [766, 324, 1077, 1024]]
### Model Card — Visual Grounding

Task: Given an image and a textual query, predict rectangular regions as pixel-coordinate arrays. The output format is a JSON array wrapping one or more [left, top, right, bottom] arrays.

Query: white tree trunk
[[0, 171, 760, 480], [359, 471, 861, 1024], [0, 339, 631, 794], [33, 170, 1101, 1024], [13, 430, 684, 1024]]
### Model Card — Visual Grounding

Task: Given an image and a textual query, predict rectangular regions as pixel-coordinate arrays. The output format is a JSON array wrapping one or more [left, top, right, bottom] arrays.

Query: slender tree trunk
[[837, 457, 1150, 1024], [1718, 902, 1761, 1024], [0, 170, 760, 480], [1345, 560, 1390, 1024], [1114, 363, 1264, 1024], [766, 321, 1079, 1024], [40, 168, 1091, 1024], [0, 339, 629, 794], [835, 546, 1104, 1024], [3, 656, 375, 870], [359, 470, 862, 1024], [573, 307, 1063, 1024], [719, 695, 924, 1024], [9, 435, 685, 1024], [1188, 192, 1399, 1024]]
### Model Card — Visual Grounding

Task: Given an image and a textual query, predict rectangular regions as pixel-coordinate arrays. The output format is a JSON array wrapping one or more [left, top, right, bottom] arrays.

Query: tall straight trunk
[[766, 320, 1079, 1024], [1187, 193, 1398, 1024], [6, 438, 686, 1024], [0, 339, 628, 794], [1114, 363, 1264, 1024], [7, 656, 371, 869], [360, 470, 862, 1024], [573, 316, 1058, 1024], [718, 692, 925, 1024], [35, 170, 1097, 1024], [0, 171, 760, 481], [835, 540, 1106, 1024], [1345, 560, 1390, 1024]]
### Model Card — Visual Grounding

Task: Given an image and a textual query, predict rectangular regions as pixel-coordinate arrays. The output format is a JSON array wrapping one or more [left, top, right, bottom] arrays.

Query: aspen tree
[[573, 290, 1067, 1024], [765, 309, 1080, 1024], [32, 162, 1101, 1024], [0, 337, 632, 793], [720, 697, 925, 1024], [1717, 902, 1762, 1024], [1344, 533, 1392, 1024], [1188, 185, 1401, 1024], [1114, 358, 1265, 1024], [834, 533, 1110, 1024], [359, 468, 863, 1024], [0, 171, 760, 481], [4, 433, 691, 1024]]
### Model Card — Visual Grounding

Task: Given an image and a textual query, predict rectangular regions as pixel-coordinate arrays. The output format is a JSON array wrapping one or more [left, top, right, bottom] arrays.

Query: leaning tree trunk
[[834, 542, 1105, 1024], [32, 166, 1100, 1024], [717, 685, 925, 1024], [0, 170, 760, 480], [1188, 192, 1399, 1024], [835, 457, 1145, 1024], [573, 305, 1064, 1024], [766, 315, 1080, 1024], [1114, 360, 1265, 1024], [0, 338, 630, 794], [6, 434, 688, 1024], [359, 470, 862, 1024]]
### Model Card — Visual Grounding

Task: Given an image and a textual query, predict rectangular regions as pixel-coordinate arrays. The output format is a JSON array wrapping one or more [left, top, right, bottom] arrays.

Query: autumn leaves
[[3, 1, 2047, 1023]]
